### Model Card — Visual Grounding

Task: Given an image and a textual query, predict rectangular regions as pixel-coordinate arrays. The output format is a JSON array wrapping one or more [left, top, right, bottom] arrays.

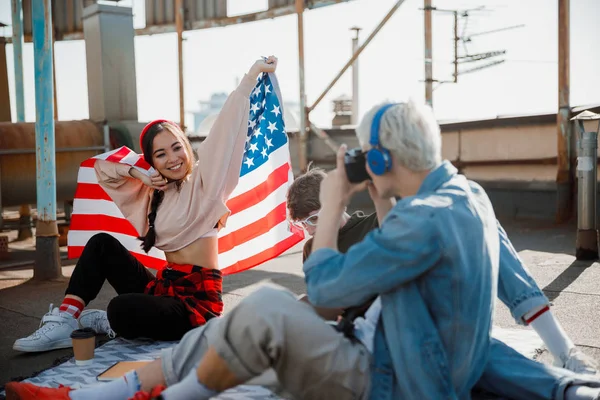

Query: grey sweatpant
[[160, 285, 372, 400]]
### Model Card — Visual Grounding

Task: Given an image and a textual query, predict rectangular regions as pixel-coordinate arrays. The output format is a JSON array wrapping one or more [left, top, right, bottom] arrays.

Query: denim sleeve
[[303, 206, 441, 308], [496, 221, 549, 325]]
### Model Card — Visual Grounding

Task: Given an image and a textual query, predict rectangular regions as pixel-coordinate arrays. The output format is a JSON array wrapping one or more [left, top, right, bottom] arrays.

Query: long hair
[[136, 121, 194, 253]]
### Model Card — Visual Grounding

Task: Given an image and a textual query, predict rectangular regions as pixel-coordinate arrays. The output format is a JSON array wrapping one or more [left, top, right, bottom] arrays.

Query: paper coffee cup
[[71, 328, 96, 366]]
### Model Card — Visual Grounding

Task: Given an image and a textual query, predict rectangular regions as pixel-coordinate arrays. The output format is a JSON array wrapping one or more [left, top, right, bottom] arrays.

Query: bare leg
[[165, 286, 369, 400], [69, 363, 159, 400], [196, 347, 241, 391], [68, 359, 165, 400], [158, 347, 241, 400], [297, 294, 343, 321]]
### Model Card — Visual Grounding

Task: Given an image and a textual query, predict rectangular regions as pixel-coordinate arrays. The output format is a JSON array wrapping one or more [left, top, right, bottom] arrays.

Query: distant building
[[331, 94, 353, 127]]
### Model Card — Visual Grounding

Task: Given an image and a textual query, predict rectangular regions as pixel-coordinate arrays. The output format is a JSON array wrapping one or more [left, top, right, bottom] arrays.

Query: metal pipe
[[308, 0, 407, 113], [453, 11, 458, 83], [577, 130, 596, 230], [52, 33, 58, 120], [176, 0, 185, 130], [33, 0, 57, 222], [351, 27, 361, 125], [7, 0, 30, 242], [11, 0, 25, 122], [424, 0, 433, 107], [32, 0, 61, 280], [556, 0, 572, 223], [103, 122, 110, 153], [296, 0, 308, 171], [0, 39, 11, 122], [0, 163, 3, 231], [573, 111, 600, 260]]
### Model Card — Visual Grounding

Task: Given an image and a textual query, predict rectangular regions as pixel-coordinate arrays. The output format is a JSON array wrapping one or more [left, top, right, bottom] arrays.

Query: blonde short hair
[[355, 100, 442, 172]]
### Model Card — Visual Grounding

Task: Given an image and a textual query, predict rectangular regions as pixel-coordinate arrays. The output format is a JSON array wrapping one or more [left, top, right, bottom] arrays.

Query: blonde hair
[[355, 100, 442, 172]]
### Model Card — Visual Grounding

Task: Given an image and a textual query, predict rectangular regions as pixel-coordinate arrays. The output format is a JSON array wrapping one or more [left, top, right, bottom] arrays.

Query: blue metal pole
[[32, 0, 61, 280], [12, 0, 34, 242], [11, 0, 25, 122]]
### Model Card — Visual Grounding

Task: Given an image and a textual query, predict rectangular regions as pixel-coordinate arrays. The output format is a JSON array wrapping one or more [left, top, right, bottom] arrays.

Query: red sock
[[59, 297, 85, 319]]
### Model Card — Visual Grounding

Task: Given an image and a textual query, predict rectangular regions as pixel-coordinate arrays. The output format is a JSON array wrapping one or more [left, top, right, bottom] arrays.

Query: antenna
[[454, 6, 523, 79], [422, 2, 524, 91], [458, 59, 506, 76], [458, 50, 507, 63], [462, 24, 526, 42]]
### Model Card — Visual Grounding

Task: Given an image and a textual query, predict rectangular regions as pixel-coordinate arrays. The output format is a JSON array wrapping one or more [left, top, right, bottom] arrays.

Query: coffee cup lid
[[70, 327, 96, 339]]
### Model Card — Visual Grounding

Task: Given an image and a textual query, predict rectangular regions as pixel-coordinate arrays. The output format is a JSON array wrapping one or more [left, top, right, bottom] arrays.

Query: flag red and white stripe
[[67, 144, 304, 275], [68, 74, 304, 275]]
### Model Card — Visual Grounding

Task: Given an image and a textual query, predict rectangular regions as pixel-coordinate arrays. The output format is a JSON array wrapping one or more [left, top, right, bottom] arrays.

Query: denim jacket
[[304, 161, 500, 399]]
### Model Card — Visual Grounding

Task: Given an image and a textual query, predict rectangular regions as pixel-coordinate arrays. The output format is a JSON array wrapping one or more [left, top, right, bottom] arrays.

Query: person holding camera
[[151, 100, 594, 400], [287, 166, 600, 400], [10, 101, 600, 400], [288, 165, 598, 377]]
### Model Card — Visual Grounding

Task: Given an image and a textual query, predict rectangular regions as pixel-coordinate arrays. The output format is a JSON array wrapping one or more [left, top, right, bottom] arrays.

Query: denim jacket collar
[[417, 160, 457, 196]]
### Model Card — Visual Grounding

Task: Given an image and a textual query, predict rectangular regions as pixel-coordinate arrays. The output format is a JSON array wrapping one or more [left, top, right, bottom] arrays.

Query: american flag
[[68, 72, 305, 275]]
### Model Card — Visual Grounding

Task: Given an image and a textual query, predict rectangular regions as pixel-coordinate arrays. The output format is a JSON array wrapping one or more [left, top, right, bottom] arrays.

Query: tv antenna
[[422, 2, 525, 104]]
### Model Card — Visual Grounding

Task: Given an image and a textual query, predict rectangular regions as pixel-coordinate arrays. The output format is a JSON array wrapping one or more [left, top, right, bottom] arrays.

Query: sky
[[0, 0, 599, 130]]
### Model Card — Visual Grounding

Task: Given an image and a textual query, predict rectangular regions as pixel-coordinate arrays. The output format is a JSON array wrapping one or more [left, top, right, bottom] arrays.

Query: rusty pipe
[[296, 0, 308, 171], [556, 0, 571, 222], [176, 0, 185, 130], [453, 11, 458, 83], [424, 0, 433, 107]]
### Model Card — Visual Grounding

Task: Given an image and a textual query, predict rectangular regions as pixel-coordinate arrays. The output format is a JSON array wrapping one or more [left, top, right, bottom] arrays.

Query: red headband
[[139, 119, 174, 152]]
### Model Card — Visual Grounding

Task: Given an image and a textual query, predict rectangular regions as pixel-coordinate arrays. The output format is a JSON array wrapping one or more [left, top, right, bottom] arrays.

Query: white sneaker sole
[[12, 338, 74, 352]]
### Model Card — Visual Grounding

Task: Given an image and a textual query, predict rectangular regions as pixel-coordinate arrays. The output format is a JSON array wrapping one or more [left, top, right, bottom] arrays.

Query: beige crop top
[[94, 74, 255, 252]]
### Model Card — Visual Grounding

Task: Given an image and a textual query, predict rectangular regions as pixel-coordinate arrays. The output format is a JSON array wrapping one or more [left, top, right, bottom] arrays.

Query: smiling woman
[[129, 120, 197, 254], [144, 122, 194, 183], [11, 56, 280, 352]]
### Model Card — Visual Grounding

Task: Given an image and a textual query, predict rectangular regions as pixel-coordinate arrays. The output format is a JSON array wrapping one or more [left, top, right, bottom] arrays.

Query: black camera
[[344, 147, 370, 183]]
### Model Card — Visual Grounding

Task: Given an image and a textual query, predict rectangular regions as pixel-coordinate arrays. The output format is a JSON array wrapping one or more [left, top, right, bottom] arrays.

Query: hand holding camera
[[344, 147, 371, 184], [344, 146, 395, 218], [319, 146, 370, 211]]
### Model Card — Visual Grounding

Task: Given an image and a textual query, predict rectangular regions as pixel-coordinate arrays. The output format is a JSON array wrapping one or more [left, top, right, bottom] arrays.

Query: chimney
[[83, 4, 138, 122]]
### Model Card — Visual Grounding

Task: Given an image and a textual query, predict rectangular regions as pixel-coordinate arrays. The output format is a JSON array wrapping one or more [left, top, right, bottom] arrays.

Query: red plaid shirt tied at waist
[[144, 263, 223, 327]]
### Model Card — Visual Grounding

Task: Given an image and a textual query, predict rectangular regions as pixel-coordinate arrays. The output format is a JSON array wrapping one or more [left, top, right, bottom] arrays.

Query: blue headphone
[[367, 104, 396, 176]]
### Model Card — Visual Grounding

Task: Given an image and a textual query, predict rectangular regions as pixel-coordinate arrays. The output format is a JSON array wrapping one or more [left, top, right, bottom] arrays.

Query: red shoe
[[4, 381, 72, 400], [128, 384, 167, 400]]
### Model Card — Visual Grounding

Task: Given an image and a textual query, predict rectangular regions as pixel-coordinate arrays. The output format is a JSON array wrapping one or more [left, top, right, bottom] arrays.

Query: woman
[[13, 56, 278, 350]]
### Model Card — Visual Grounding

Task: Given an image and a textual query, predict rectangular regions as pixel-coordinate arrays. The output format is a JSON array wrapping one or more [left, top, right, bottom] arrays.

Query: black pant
[[66, 233, 193, 341]]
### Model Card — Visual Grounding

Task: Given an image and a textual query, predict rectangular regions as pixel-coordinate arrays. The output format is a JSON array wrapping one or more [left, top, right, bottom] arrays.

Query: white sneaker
[[557, 347, 599, 375], [13, 304, 78, 352], [78, 309, 116, 339]]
